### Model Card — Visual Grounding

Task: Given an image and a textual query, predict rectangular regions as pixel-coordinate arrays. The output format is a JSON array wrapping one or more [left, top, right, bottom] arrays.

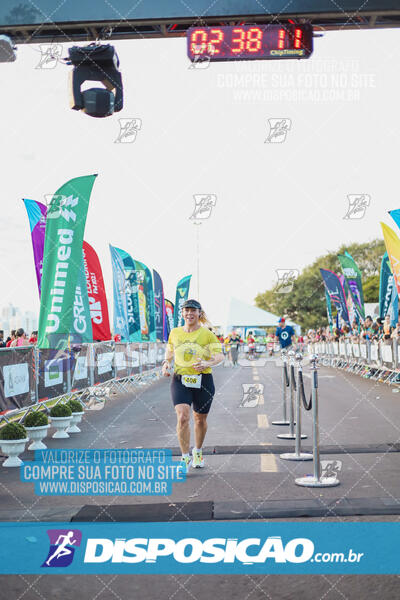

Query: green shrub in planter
[[25, 411, 48, 427], [0, 422, 27, 440], [50, 404, 72, 418], [66, 399, 83, 413]]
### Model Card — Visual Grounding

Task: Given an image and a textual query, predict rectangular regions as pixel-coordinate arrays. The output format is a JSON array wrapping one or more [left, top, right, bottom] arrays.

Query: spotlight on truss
[[0, 35, 16, 63], [68, 43, 123, 118]]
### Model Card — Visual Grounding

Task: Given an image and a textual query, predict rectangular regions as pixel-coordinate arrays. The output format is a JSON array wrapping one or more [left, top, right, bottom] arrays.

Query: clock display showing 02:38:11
[[187, 24, 313, 62]]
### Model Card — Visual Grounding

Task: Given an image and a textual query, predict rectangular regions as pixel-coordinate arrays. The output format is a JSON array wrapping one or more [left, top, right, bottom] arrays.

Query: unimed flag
[[23, 199, 47, 295], [173, 275, 192, 327], [37, 175, 97, 349], [83, 241, 111, 341]]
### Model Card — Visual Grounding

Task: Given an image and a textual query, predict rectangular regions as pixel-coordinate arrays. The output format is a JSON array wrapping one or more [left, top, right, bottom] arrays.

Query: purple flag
[[23, 199, 47, 296]]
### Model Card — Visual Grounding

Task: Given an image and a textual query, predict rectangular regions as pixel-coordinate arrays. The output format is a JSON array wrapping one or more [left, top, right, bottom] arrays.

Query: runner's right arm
[[162, 337, 174, 377]]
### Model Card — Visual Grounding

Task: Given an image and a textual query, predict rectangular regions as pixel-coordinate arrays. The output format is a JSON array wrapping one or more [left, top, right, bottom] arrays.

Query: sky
[[0, 28, 399, 328]]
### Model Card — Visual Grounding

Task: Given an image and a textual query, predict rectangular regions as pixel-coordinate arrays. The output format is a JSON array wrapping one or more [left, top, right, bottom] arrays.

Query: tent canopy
[[225, 297, 301, 335]]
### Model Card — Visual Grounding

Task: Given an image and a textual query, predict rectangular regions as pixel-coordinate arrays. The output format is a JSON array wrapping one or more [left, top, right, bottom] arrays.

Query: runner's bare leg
[[175, 404, 191, 453], [193, 412, 208, 449]]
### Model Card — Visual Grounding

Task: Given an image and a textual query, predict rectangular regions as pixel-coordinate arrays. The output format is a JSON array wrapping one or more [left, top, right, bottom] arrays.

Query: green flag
[[37, 175, 97, 349], [337, 252, 365, 321]]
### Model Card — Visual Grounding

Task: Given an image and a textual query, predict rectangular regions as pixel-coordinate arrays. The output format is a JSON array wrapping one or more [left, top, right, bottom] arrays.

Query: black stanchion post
[[295, 354, 340, 488], [272, 349, 290, 426], [277, 349, 297, 440], [280, 351, 311, 460]]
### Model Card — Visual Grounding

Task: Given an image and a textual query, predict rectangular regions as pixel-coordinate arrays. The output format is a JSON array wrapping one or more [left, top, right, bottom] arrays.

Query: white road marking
[[260, 453, 277, 472], [257, 414, 269, 428]]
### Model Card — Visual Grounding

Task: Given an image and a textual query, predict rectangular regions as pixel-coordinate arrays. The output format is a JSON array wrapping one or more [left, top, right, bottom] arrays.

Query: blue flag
[[153, 270, 166, 342], [320, 268, 350, 326], [379, 252, 394, 319], [109, 244, 130, 341]]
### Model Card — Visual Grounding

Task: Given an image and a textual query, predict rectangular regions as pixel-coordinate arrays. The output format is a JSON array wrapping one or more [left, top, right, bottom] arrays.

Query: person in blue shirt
[[275, 317, 295, 349]]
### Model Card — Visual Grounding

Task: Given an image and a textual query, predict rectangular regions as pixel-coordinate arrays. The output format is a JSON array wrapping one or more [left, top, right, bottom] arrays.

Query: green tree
[[255, 239, 385, 330]]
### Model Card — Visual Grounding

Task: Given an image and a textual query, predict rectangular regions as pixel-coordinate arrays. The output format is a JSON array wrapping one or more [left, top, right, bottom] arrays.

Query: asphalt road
[[1, 355, 400, 598]]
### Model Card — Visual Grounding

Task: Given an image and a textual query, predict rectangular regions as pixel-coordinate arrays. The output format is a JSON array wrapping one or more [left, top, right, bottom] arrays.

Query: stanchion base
[[277, 433, 307, 439], [271, 420, 291, 426], [280, 452, 313, 461], [295, 476, 340, 487]]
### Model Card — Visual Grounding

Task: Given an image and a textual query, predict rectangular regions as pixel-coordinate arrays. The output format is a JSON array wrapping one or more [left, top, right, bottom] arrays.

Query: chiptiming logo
[[42, 529, 82, 568]]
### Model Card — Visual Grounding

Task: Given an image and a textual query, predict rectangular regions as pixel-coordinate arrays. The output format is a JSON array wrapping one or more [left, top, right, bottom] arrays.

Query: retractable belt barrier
[[274, 350, 340, 487], [294, 354, 340, 488]]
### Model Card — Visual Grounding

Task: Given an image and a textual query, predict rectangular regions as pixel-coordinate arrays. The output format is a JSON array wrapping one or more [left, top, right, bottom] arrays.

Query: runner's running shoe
[[192, 448, 205, 468], [179, 456, 192, 474]]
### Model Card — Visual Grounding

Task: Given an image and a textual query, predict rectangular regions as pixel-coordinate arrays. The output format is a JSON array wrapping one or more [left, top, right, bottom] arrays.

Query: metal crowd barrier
[[308, 338, 400, 385], [0, 341, 166, 418]]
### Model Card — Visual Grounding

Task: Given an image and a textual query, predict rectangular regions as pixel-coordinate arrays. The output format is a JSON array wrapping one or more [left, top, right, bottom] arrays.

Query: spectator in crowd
[[0, 331, 4, 348], [361, 316, 373, 341], [29, 331, 38, 344], [391, 320, 400, 340], [381, 315, 393, 344], [6, 330, 16, 347], [10, 328, 29, 347]]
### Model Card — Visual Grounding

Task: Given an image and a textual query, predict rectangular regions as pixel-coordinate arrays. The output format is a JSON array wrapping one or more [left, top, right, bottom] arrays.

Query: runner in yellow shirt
[[162, 299, 224, 472]]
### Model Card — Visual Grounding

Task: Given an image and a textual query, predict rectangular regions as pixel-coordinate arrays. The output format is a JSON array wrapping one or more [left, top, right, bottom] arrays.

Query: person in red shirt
[[6, 330, 16, 347], [29, 331, 38, 344]]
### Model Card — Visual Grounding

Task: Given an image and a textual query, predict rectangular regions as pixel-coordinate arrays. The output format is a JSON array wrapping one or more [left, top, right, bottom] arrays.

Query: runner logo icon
[[42, 529, 82, 568]]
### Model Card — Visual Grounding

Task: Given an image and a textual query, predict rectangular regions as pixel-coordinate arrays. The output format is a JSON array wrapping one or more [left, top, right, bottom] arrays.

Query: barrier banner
[[140, 343, 149, 371], [127, 343, 141, 375], [114, 343, 129, 378], [93, 342, 115, 384], [0, 347, 36, 412], [23, 199, 47, 296], [157, 343, 165, 364], [173, 275, 191, 327], [148, 343, 157, 368], [37, 348, 69, 401], [70, 345, 91, 392], [38, 175, 97, 349]]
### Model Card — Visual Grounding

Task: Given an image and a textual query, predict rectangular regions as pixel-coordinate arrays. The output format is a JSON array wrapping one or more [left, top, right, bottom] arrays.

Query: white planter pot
[[50, 416, 73, 439], [0, 438, 29, 467], [26, 424, 50, 450], [67, 412, 84, 434]]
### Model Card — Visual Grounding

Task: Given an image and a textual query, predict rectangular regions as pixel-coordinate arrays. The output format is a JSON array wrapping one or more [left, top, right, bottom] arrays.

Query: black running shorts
[[171, 373, 215, 414]]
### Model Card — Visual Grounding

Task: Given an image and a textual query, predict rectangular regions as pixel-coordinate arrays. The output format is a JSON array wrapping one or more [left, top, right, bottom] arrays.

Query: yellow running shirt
[[167, 327, 222, 375]]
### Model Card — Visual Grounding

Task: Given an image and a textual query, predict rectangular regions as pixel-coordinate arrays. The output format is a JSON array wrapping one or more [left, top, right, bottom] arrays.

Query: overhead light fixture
[[68, 43, 123, 118], [0, 35, 16, 63]]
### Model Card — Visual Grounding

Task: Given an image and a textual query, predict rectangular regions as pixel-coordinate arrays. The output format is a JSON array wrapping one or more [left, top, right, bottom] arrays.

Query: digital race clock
[[187, 24, 313, 62]]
